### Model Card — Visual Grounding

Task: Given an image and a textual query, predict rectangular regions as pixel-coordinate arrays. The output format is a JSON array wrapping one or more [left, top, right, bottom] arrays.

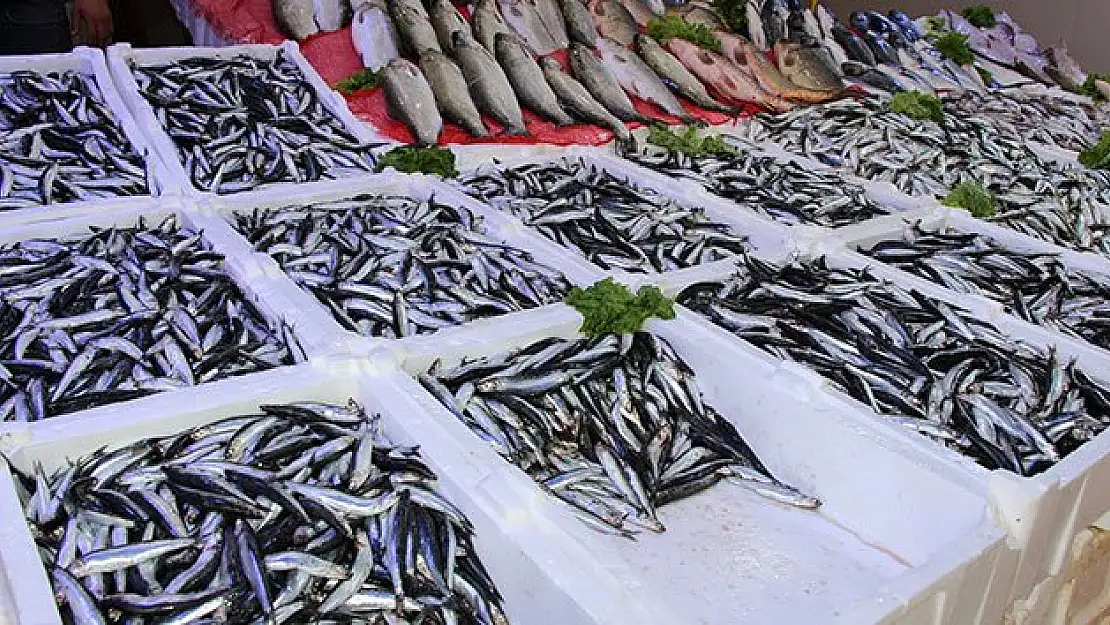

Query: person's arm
[[74, 0, 113, 46]]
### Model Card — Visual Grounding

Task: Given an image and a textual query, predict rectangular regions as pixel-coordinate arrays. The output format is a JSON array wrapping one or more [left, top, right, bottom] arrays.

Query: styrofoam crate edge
[[0, 47, 178, 202]]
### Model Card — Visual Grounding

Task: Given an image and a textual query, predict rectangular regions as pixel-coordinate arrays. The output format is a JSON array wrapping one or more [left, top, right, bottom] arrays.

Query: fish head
[[387, 57, 421, 77], [493, 31, 522, 55]]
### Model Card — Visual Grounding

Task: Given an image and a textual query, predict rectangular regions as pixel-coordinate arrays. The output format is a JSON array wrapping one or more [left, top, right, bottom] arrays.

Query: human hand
[[74, 0, 113, 47]]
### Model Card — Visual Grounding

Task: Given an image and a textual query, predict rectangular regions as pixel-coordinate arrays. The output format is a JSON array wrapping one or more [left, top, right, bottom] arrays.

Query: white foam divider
[[104, 42, 386, 198], [0, 47, 177, 206]]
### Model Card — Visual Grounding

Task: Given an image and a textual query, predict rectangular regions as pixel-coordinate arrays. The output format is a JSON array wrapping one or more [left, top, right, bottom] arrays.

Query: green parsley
[[336, 69, 381, 95], [942, 181, 996, 218], [889, 91, 945, 123], [565, 279, 676, 337], [376, 146, 458, 177], [646, 15, 721, 53]]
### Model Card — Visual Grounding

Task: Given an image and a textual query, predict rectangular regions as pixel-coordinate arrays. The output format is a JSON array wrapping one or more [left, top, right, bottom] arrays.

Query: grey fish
[[272, 0, 320, 40], [596, 37, 693, 121], [314, 0, 351, 31], [452, 32, 528, 135], [17, 401, 510, 623], [634, 34, 734, 113], [498, 0, 559, 54], [495, 33, 574, 125], [472, 0, 514, 51], [0, 215, 303, 421], [540, 57, 632, 145], [533, 0, 570, 50], [429, 0, 472, 52], [589, 0, 638, 46], [419, 51, 491, 137], [382, 58, 443, 145], [232, 194, 570, 337], [351, 1, 400, 70], [558, 0, 597, 46], [423, 331, 818, 538], [131, 51, 377, 194], [568, 42, 647, 123], [388, 0, 443, 54]]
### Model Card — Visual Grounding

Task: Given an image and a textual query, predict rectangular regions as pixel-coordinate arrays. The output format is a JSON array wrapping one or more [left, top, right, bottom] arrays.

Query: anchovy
[[460, 159, 750, 273], [232, 194, 571, 338], [625, 137, 890, 227], [0, 216, 303, 421], [422, 332, 818, 537], [0, 70, 150, 209], [129, 51, 379, 194], [15, 401, 510, 624], [942, 90, 1109, 153], [861, 222, 1110, 353], [677, 254, 1110, 475]]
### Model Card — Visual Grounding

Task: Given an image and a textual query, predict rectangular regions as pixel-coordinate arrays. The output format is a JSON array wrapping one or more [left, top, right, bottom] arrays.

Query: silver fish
[[419, 50, 491, 137], [495, 33, 574, 125], [472, 0, 515, 51], [453, 32, 528, 135], [596, 37, 693, 121], [499, 0, 559, 54], [558, 0, 597, 46], [351, 0, 399, 70], [429, 0, 472, 52], [540, 57, 632, 145], [634, 34, 734, 113], [382, 57, 443, 145], [388, 0, 443, 54], [568, 42, 647, 123]]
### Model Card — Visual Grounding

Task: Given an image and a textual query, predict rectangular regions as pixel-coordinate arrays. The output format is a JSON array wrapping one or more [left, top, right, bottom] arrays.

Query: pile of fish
[[744, 98, 1110, 255], [0, 216, 302, 420], [232, 194, 571, 338], [0, 70, 150, 210], [130, 52, 378, 194], [941, 90, 1109, 153], [419, 332, 818, 538], [461, 159, 749, 272], [677, 255, 1110, 475], [627, 138, 890, 228], [15, 400, 511, 624], [860, 224, 1110, 352]]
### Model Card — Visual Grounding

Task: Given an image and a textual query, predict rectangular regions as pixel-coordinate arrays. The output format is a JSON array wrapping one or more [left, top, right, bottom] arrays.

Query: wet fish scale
[[232, 194, 571, 339], [15, 401, 510, 624], [678, 254, 1110, 476], [422, 332, 818, 538], [130, 52, 380, 195], [460, 159, 749, 273], [0, 216, 303, 421], [0, 70, 149, 209]]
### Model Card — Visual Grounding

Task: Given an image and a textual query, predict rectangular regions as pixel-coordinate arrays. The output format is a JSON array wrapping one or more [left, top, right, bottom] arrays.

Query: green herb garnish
[[712, 0, 748, 34], [1079, 131, 1110, 169], [889, 91, 944, 123], [565, 279, 676, 336], [942, 181, 995, 217], [647, 124, 737, 157], [336, 69, 382, 95], [934, 32, 974, 66], [646, 15, 721, 52], [1076, 73, 1110, 102], [975, 65, 994, 86], [961, 5, 996, 28], [376, 146, 458, 177]]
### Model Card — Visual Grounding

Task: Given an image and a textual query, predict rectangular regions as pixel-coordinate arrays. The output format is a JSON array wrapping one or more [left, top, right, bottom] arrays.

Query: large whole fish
[[715, 31, 839, 102], [18, 401, 511, 623], [350, 0, 399, 70], [453, 32, 528, 134], [635, 33, 734, 113], [499, 0, 559, 54], [429, 0, 472, 52], [568, 42, 648, 122], [382, 58, 443, 145], [666, 39, 792, 112], [273, 0, 317, 40], [588, 0, 638, 46], [540, 57, 633, 145], [314, 0, 351, 31], [596, 37, 694, 121], [495, 33, 574, 124], [559, 0, 597, 46], [773, 41, 844, 93], [831, 23, 875, 66], [472, 0, 514, 51], [388, 0, 442, 54], [533, 0, 570, 49], [419, 50, 490, 137]]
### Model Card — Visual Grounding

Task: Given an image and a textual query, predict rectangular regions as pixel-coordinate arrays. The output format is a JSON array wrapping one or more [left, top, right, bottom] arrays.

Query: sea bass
[[388, 0, 442, 54], [350, 0, 399, 70], [540, 57, 633, 145], [597, 37, 693, 121], [569, 42, 648, 122], [496, 33, 574, 124], [559, 0, 598, 46], [472, 0, 514, 51], [419, 50, 490, 137], [588, 0, 638, 46], [635, 34, 734, 113], [533, 0, 570, 50], [273, 0, 319, 40], [499, 0, 560, 54], [453, 32, 528, 134], [382, 58, 443, 145], [666, 38, 792, 112], [429, 0, 471, 52]]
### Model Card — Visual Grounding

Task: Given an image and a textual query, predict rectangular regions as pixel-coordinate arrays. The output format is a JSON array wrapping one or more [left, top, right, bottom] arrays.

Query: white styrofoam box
[[457, 147, 801, 272], [642, 234, 1110, 619], [0, 361, 657, 625], [104, 42, 385, 197], [0, 47, 177, 210], [394, 302, 1010, 625], [0, 202, 315, 435], [193, 173, 608, 355]]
